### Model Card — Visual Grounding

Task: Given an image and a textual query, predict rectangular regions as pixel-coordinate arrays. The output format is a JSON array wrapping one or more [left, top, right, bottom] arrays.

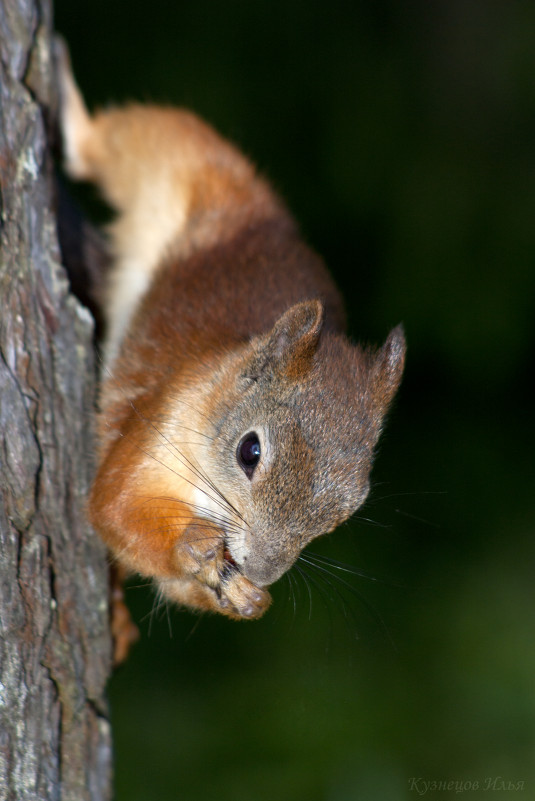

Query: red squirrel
[[57, 42, 406, 627]]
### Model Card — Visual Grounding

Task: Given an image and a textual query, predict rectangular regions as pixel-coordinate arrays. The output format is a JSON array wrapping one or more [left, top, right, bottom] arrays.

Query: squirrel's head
[[184, 300, 406, 588]]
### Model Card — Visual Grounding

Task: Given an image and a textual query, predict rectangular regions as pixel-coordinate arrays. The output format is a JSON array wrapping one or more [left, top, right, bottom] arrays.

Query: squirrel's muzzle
[[240, 550, 296, 587]]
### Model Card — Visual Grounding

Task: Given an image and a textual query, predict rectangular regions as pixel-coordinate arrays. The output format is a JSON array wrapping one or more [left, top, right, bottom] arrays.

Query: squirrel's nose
[[241, 552, 294, 587]]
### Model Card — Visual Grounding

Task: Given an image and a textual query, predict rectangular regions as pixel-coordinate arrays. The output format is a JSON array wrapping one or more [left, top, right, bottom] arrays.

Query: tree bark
[[0, 1, 112, 799]]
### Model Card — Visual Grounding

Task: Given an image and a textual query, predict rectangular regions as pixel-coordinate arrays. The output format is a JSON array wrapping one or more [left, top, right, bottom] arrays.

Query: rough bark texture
[[0, 1, 112, 799]]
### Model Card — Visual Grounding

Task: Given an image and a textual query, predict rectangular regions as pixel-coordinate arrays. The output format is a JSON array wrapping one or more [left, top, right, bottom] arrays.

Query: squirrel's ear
[[248, 300, 325, 380], [371, 324, 406, 414]]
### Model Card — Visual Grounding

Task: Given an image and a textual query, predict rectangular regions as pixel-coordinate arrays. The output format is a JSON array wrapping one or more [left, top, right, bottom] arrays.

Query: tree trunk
[[0, 1, 112, 799]]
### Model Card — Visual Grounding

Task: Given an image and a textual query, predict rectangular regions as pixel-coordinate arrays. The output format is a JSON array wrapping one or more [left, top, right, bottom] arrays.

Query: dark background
[[54, 2, 535, 799]]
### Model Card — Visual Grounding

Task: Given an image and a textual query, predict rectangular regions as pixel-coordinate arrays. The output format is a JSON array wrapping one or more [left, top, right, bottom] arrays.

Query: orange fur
[[58, 42, 405, 623]]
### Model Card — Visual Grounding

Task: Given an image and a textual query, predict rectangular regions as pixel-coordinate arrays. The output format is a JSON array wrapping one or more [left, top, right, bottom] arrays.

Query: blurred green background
[[54, 2, 535, 799]]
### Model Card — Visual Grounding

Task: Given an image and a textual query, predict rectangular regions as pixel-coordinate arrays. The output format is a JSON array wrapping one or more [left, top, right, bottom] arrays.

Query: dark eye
[[237, 432, 261, 479]]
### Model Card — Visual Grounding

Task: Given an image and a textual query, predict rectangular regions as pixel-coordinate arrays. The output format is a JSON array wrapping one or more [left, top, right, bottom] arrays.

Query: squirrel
[[56, 41, 406, 627]]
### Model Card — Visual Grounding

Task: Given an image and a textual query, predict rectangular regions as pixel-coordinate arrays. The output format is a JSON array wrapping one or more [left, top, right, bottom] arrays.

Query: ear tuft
[[372, 324, 406, 412]]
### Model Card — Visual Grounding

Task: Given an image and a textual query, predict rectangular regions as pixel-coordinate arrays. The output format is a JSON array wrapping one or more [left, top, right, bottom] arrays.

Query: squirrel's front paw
[[218, 570, 271, 619], [172, 521, 271, 619], [177, 521, 224, 588]]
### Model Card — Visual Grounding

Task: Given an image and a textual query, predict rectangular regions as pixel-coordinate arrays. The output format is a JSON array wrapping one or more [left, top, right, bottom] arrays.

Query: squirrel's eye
[[237, 432, 261, 479]]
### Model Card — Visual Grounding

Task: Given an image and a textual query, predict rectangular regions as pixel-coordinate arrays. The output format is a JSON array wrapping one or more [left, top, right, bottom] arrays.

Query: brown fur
[[58, 41, 405, 622]]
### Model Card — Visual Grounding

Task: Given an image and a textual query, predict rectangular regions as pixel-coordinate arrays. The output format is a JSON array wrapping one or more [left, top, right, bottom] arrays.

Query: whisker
[[352, 514, 392, 529], [368, 489, 447, 504], [294, 563, 313, 621], [293, 564, 336, 652], [113, 427, 238, 523], [98, 356, 243, 525], [142, 585, 166, 635], [164, 593, 173, 639], [304, 551, 405, 588], [163, 393, 219, 428], [285, 567, 298, 620], [393, 508, 441, 528], [299, 560, 361, 642], [185, 615, 203, 641], [122, 579, 153, 591], [299, 557, 395, 649], [95, 362, 255, 583], [148, 418, 215, 442], [126, 496, 246, 536], [121, 402, 249, 530]]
